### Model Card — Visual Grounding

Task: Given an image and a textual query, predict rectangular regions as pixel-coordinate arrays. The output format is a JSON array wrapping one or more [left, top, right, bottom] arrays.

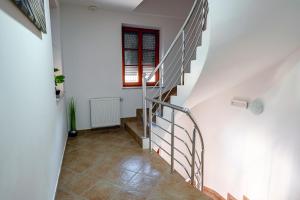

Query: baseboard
[[51, 132, 68, 200], [203, 186, 226, 200], [243, 195, 250, 200], [227, 193, 238, 200], [77, 125, 121, 134], [203, 186, 250, 200]]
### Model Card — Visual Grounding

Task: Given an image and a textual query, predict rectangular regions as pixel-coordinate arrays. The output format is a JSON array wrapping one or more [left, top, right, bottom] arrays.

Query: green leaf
[[55, 75, 65, 85], [69, 98, 77, 131]]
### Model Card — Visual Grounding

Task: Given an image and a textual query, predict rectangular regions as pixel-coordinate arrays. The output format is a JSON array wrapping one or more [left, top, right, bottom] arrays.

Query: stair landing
[[56, 128, 211, 200]]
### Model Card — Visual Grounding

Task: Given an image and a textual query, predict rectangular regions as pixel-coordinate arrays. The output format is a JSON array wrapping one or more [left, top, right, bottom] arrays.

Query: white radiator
[[89, 97, 121, 128]]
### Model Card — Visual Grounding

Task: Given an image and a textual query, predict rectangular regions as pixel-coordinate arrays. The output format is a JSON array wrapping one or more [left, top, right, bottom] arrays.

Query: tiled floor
[[56, 128, 210, 200]]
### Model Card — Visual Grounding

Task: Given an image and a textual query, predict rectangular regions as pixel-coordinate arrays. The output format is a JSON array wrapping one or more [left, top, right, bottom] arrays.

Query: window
[[122, 26, 159, 87]]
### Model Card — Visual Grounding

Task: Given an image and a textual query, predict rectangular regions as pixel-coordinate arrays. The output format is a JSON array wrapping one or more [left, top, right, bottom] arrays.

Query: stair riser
[[124, 123, 143, 147]]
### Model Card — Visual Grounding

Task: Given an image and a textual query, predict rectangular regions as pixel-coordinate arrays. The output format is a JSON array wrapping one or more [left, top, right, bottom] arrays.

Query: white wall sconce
[[231, 98, 248, 109], [249, 98, 264, 115], [231, 98, 264, 115]]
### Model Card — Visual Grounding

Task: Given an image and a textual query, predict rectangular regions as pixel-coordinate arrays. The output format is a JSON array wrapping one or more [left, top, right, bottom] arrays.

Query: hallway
[[56, 128, 210, 200]]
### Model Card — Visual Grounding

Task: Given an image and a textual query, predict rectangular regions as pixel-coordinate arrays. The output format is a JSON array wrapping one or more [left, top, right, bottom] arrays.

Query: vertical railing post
[[142, 75, 147, 139], [149, 101, 153, 152], [191, 127, 196, 185], [180, 30, 185, 85], [170, 109, 175, 173], [203, 0, 208, 31], [201, 148, 204, 190], [159, 65, 163, 116]]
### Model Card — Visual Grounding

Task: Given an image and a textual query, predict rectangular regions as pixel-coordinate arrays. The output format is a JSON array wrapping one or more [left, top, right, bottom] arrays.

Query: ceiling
[[60, 0, 194, 19], [60, 0, 144, 11], [134, 0, 194, 19]]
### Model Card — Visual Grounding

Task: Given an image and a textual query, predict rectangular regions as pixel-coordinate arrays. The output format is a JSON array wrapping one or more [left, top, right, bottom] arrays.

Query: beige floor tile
[[125, 173, 159, 194], [82, 180, 120, 200], [56, 128, 210, 200], [55, 189, 76, 200], [66, 173, 99, 195]]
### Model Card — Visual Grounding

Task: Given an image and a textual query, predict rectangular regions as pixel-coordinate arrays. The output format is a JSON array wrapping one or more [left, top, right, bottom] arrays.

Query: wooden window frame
[[122, 26, 160, 87]]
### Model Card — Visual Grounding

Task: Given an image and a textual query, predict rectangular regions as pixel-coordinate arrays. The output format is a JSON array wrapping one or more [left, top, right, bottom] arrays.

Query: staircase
[[126, 0, 209, 192], [124, 87, 177, 147]]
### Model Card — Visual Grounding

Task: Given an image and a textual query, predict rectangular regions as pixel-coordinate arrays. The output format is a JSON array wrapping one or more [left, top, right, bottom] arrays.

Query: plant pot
[[68, 130, 78, 137], [56, 89, 61, 97]]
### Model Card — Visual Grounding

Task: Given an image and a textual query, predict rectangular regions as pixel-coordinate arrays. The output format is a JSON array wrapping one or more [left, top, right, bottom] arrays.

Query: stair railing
[[142, 0, 209, 138], [146, 97, 205, 190], [141, 0, 209, 191]]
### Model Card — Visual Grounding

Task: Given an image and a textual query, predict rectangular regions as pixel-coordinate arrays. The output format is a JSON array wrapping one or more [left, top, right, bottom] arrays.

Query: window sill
[[122, 86, 165, 89]]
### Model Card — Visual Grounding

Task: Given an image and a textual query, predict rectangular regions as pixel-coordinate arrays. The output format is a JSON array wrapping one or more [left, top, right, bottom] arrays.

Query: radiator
[[89, 97, 121, 128]]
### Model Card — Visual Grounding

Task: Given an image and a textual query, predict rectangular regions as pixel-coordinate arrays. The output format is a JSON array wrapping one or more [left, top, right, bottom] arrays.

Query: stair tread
[[125, 119, 144, 138], [124, 118, 149, 147]]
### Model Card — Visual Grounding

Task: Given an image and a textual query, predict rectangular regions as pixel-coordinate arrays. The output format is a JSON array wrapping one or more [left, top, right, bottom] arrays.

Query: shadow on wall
[[230, 47, 300, 99], [0, 0, 42, 39], [189, 48, 300, 200]]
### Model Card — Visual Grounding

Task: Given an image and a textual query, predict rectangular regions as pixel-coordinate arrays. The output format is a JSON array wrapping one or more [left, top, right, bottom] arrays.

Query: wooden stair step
[[124, 118, 148, 147]]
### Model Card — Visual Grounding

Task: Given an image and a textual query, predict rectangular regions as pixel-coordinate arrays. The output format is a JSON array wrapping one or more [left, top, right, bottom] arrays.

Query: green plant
[[69, 98, 77, 131], [54, 68, 65, 87]]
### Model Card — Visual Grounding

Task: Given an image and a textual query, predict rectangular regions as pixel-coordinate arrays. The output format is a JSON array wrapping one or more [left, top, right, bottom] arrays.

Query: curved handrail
[[142, 0, 208, 191], [146, 97, 205, 190], [152, 122, 193, 156], [153, 113, 194, 144], [146, 97, 205, 153], [152, 130, 192, 167]]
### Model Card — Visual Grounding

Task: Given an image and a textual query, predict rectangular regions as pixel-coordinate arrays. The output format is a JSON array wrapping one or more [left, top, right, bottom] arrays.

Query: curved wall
[[183, 0, 300, 199], [187, 0, 300, 107]]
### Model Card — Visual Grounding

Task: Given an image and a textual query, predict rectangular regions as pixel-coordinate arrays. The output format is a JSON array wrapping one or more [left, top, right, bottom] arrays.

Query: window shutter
[[122, 28, 159, 86], [143, 33, 157, 82], [124, 32, 139, 83]]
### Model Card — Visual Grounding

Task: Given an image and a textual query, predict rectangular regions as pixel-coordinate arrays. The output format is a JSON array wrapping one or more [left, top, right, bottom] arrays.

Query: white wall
[[191, 49, 300, 200], [168, 1, 300, 198], [51, 1, 64, 92], [0, 0, 67, 199], [187, 0, 300, 107], [60, 4, 184, 130]]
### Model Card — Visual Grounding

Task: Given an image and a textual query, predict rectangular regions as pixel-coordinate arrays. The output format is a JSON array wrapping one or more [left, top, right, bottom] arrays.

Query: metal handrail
[[145, 0, 199, 81], [152, 122, 193, 156], [146, 97, 205, 155], [142, 0, 208, 191], [153, 113, 193, 144], [146, 97, 205, 190], [142, 0, 209, 122], [152, 130, 192, 167], [151, 140, 192, 179]]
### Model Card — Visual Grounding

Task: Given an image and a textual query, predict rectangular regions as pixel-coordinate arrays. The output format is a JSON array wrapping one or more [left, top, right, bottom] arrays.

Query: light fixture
[[249, 99, 264, 115], [231, 97, 264, 115], [88, 5, 98, 11], [231, 98, 248, 109]]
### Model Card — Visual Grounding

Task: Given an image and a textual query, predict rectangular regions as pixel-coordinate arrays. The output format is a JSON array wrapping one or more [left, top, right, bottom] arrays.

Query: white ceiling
[[61, 0, 194, 19], [60, 0, 144, 11], [134, 0, 194, 19]]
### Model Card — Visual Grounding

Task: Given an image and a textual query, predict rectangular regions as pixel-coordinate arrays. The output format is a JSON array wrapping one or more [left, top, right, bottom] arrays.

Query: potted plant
[[68, 97, 78, 137], [54, 68, 65, 97]]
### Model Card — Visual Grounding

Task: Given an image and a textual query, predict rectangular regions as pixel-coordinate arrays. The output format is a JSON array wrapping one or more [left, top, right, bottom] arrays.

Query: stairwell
[[123, 0, 209, 192]]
